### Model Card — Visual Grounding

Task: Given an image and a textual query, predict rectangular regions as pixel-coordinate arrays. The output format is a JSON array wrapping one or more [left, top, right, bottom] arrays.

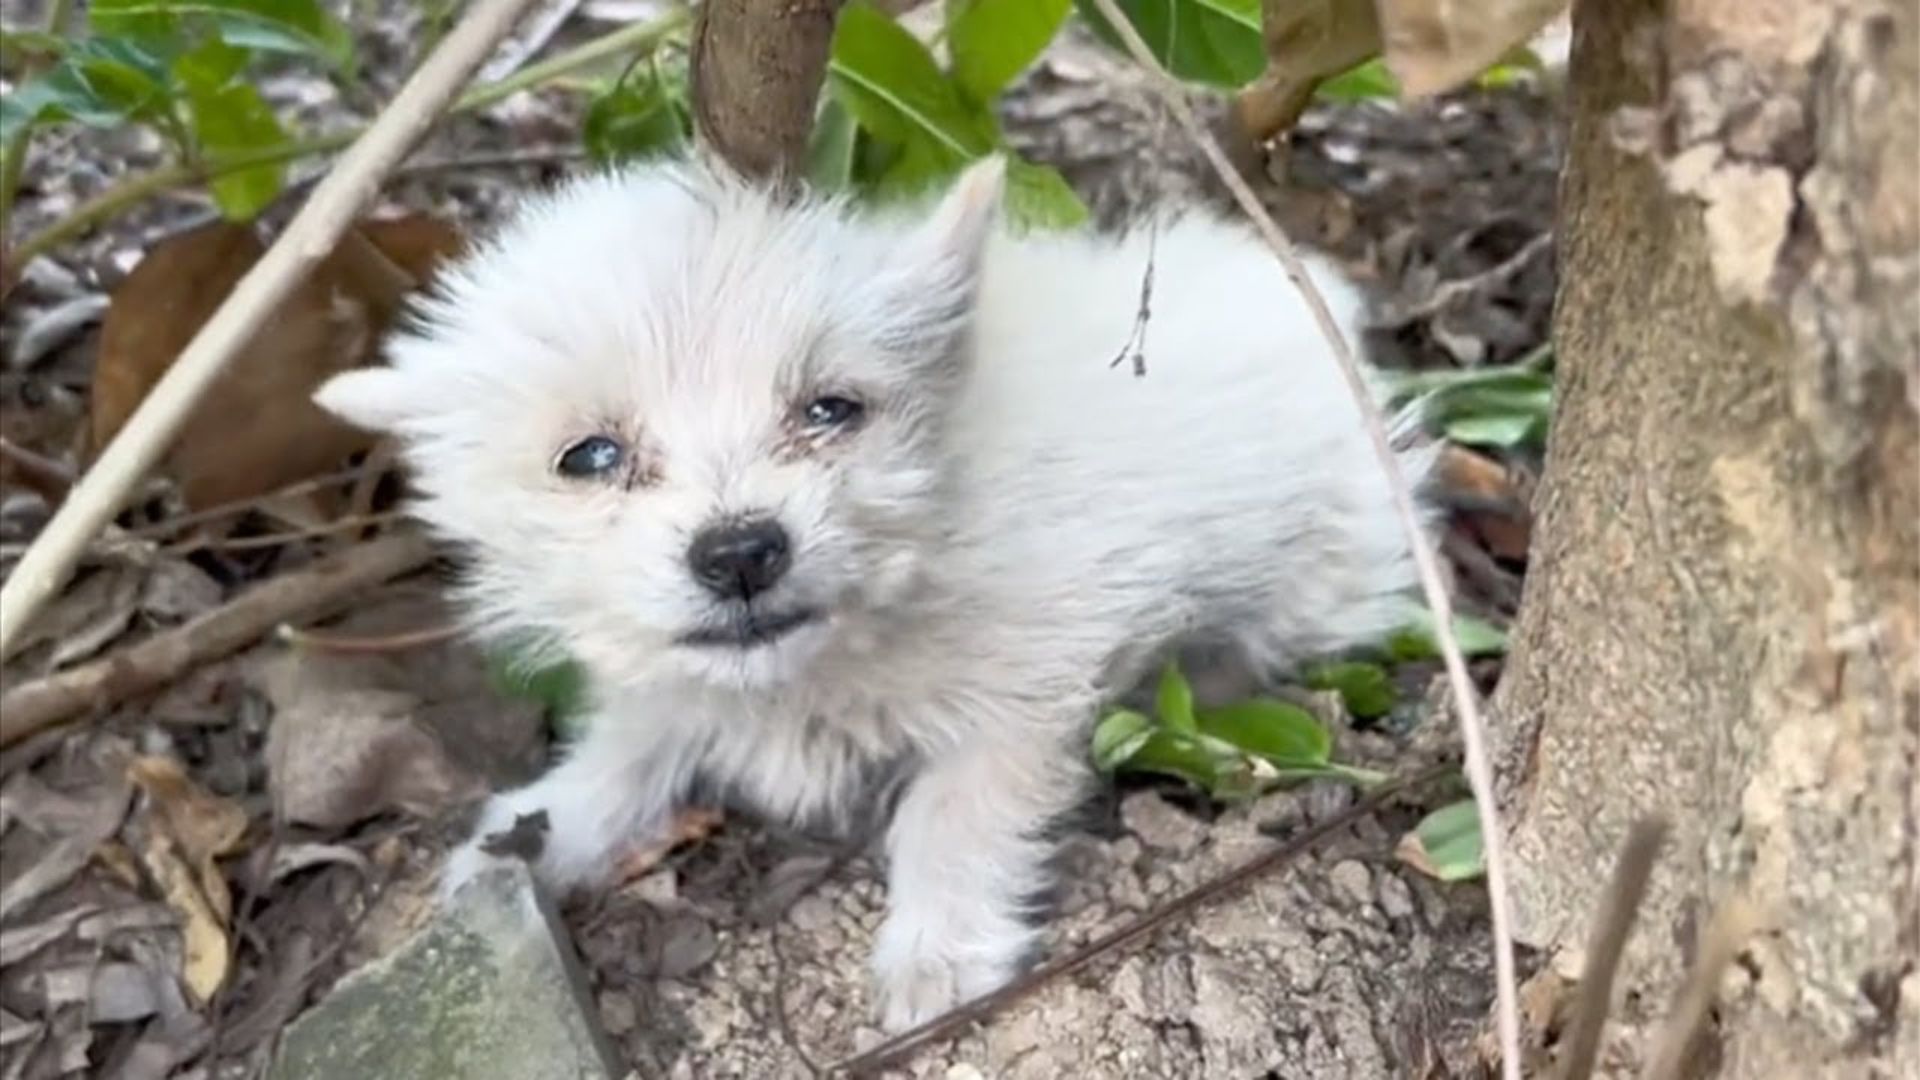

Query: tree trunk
[[1491, 0, 1917, 1075], [688, 0, 845, 183]]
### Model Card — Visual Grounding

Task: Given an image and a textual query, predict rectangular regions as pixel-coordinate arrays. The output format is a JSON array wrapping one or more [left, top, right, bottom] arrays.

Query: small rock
[[1376, 872, 1416, 919], [268, 862, 620, 1080], [1328, 860, 1373, 905], [945, 1065, 987, 1080], [598, 991, 637, 1036], [1120, 792, 1206, 855]]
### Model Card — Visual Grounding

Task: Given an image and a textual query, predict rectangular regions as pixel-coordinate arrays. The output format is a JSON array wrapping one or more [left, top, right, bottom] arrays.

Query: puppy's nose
[[687, 518, 792, 600]]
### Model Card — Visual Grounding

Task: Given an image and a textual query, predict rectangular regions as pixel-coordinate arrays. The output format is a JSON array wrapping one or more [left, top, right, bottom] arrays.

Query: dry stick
[[1557, 818, 1670, 1080], [0, 530, 435, 748], [274, 620, 463, 654], [1639, 895, 1763, 1080], [831, 762, 1456, 1076], [1078, 2, 1525, 1076], [0, 0, 544, 661]]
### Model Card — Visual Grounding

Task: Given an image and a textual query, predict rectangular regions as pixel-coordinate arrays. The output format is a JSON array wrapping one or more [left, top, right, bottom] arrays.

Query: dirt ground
[[0, 11, 1560, 1080]]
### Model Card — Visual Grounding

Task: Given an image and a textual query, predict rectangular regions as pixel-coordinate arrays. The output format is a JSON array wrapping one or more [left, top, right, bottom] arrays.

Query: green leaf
[[1316, 57, 1399, 102], [1091, 708, 1156, 771], [92, 0, 355, 71], [807, 96, 861, 189], [487, 648, 590, 731], [1384, 607, 1510, 662], [1195, 698, 1331, 766], [829, 0, 997, 166], [1122, 729, 1233, 793], [1444, 412, 1543, 449], [947, 0, 1071, 102], [1004, 157, 1089, 231], [1073, 0, 1264, 89], [1155, 660, 1197, 733], [180, 70, 288, 219], [0, 38, 175, 144], [1403, 798, 1485, 881], [1301, 661, 1397, 719], [582, 68, 688, 165]]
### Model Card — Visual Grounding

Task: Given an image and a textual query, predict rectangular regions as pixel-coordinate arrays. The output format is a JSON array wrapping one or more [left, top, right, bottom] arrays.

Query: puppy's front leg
[[440, 710, 694, 902], [871, 728, 1090, 1031]]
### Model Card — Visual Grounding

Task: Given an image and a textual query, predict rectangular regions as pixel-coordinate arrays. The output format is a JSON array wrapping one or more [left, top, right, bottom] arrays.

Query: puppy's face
[[317, 158, 1005, 690]]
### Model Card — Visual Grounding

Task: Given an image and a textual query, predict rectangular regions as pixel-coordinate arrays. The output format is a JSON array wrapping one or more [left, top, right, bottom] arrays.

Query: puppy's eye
[[803, 396, 864, 429], [555, 434, 625, 479]]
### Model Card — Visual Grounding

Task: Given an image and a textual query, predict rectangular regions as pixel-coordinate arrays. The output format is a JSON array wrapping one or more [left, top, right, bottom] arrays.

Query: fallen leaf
[[258, 653, 484, 829], [127, 755, 250, 924], [1377, 0, 1568, 98], [612, 807, 724, 884], [90, 215, 466, 511], [135, 827, 231, 1006], [1436, 443, 1534, 561], [0, 762, 132, 918], [1238, 0, 1387, 142]]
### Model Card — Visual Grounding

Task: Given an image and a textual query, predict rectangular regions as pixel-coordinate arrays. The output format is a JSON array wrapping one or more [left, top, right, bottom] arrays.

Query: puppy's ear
[[313, 366, 424, 433], [870, 155, 1005, 353]]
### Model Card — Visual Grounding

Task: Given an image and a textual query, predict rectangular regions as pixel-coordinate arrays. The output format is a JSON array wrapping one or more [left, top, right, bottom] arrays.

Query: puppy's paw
[[870, 917, 1025, 1032], [435, 798, 554, 906]]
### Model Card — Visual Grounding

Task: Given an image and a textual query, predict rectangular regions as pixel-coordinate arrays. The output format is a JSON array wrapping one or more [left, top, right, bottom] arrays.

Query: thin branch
[[5, 6, 690, 273], [0, 530, 435, 748], [1557, 818, 1669, 1080], [274, 620, 462, 654], [1639, 895, 1762, 1080], [0, 0, 544, 660], [1078, 2, 1525, 1077]]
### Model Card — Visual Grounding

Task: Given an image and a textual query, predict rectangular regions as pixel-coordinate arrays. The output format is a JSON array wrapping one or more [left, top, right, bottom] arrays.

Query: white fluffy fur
[[315, 155, 1437, 1030]]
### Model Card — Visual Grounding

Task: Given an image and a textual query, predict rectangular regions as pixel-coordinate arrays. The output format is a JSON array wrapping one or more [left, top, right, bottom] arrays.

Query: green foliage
[[1301, 660, 1397, 719], [1384, 349, 1555, 452], [582, 59, 690, 165], [1093, 662, 1384, 799], [825, 0, 1087, 230], [1073, 0, 1264, 89], [1315, 57, 1400, 103], [1406, 798, 1485, 881], [3, 0, 354, 219], [1385, 605, 1511, 662], [947, 0, 1073, 103], [486, 646, 591, 737]]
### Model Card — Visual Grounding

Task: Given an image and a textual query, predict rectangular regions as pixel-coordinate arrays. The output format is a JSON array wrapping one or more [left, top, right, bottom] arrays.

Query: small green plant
[[1383, 346, 1556, 453], [816, 0, 1087, 228], [1093, 660, 1387, 799], [2, 0, 354, 221]]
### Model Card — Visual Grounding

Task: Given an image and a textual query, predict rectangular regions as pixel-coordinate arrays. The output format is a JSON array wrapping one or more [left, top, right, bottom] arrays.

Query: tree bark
[[688, 0, 846, 183], [1492, 0, 1917, 1075]]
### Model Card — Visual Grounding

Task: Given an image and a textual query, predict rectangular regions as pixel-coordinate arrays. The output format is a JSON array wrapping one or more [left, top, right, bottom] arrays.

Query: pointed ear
[[313, 366, 422, 433], [869, 156, 1006, 354], [909, 154, 1005, 276]]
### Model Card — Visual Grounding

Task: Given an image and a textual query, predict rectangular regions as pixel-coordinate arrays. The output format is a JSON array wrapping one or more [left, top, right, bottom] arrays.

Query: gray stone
[[269, 862, 620, 1080]]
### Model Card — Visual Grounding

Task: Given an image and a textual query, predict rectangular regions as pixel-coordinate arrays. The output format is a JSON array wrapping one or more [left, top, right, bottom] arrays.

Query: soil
[[0, 9, 1561, 1080]]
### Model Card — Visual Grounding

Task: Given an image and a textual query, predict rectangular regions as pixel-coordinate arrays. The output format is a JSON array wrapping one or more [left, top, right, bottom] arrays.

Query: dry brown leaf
[[1241, 0, 1387, 142], [90, 215, 466, 512], [258, 655, 485, 830], [127, 755, 250, 924], [135, 828, 231, 1006], [1378, 0, 1568, 98], [612, 806, 725, 884], [1436, 444, 1533, 561]]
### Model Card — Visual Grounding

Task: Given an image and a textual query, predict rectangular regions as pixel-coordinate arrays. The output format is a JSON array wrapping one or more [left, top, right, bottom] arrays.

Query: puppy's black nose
[[687, 518, 792, 600]]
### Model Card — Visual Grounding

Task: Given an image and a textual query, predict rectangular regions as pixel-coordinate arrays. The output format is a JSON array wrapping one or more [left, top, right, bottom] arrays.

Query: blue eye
[[803, 396, 864, 428], [556, 435, 625, 478]]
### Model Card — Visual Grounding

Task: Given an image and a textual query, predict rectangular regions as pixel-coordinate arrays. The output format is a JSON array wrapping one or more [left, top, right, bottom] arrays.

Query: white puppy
[[316, 154, 1435, 1030]]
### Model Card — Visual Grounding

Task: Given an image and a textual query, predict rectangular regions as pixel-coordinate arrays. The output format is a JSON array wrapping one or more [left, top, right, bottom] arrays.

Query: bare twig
[[1640, 895, 1763, 1080], [0, 530, 435, 748], [1079, 2, 1525, 1076], [0, 435, 75, 501], [274, 619, 463, 654], [164, 512, 401, 555], [0, 0, 544, 660], [832, 763, 1456, 1076], [1558, 818, 1669, 1080]]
